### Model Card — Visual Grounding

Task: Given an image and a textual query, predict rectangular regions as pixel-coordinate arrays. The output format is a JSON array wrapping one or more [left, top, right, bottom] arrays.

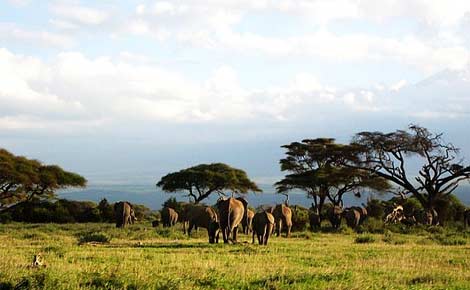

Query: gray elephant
[[241, 208, 254, 234], [114, 201, 134, 228], [349, 206, 367, 226], [328, 205, 343, 229], [127, 207, 137, 224], [161, 207, 178, 227], [343, 207, 361, 229], [186, 204, 220, 243], [216, 197, 246, 243], [176, 202, 191, 234], [252, 211, 275, 245], [425, 208, 439, 225], [270, 203, 292, 237], [309, 209, 321, 230]]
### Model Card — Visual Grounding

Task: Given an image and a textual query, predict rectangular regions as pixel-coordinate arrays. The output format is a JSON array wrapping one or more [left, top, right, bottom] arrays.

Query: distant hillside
[[59, 183, 470, 210]]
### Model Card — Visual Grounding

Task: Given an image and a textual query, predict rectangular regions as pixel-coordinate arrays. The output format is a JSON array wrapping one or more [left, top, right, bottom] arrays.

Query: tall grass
[[0, 222, 469, 289]]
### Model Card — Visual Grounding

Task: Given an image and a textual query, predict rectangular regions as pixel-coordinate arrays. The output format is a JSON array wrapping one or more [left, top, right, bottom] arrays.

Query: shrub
[[432, 234, 467, 246], [97, 198, 114, 222], [355, 234, 375, 244], [382, 231, 407, 245], [339, 225, 355, 235], [365, 198, 386, 219], [0, 212, 12, 223], [78, 232, 111, 244], [361, 217, 384, 234], [291, 205, 309, 231]]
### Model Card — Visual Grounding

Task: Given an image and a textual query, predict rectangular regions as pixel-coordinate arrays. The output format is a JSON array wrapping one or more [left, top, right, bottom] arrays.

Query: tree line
[[0, 124, 469, 226], [0, 198, 155, 223], [157, 125, 470, 225]]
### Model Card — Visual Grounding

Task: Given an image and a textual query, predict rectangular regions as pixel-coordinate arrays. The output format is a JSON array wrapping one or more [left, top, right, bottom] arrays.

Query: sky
[[1, 0, 470, 186]]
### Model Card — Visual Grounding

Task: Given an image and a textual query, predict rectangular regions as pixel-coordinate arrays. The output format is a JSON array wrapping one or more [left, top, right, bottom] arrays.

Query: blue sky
[[1, 0, 470, 185]]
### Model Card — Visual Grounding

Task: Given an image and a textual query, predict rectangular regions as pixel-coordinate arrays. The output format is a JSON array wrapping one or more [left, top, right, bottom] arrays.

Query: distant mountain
[[58, 183, 470, 210]]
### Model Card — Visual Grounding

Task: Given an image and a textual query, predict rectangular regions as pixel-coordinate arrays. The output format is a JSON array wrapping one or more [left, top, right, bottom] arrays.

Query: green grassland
[[1, 223, 470, 289]]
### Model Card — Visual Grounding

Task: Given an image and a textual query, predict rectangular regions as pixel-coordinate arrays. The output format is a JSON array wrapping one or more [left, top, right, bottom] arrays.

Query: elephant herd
[[114, 197, 293, 245], [310, 205, 368, 230], [113, 200, 470, 241]]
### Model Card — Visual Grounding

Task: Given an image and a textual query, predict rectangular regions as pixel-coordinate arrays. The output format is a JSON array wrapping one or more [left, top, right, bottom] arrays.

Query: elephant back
[[265, 211, 275, 225], [187, 205, 218, 228], [343, 208, 361, 228], [217, 197, 244, 228]]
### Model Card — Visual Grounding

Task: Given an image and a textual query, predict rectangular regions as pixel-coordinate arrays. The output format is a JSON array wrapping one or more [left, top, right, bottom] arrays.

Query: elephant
[[252, 211, 275, 245], [186, 204, 220, 243], [114, 201, 134, 228], [343, 207, 361, 229], [309, 209, 321, 230], [216, 197, 246, 243], [351, 206, 368, 225], [464, 209, 470, 228], [270, 203, 292, 237], [242, 208, 255, 234], [328, 205, 343, 229], [161, 207, 178, 227], [151, 220, 160, 227], [425, 208, 439, 225], [128, 208, 137, 224], [177, 202, 191, 234]]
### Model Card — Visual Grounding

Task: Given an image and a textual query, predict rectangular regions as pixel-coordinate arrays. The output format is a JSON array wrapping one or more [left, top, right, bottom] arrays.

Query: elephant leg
[[233, 226, 238, 243], [277, 220, 282, 237], [252, 230, 255, 244], [222, 227, 229, 244], [286, 225, 291, 238], [266, 224, 273, 245], [188, 222, 194, 237], [262, 225, 268, 245]]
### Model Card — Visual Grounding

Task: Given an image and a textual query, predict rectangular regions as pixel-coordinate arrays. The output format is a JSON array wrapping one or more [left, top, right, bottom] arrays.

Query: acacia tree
[[349, 125, 470, 224], [157, 163, 261, 203], [0, 148, 87, 209], [276, 139, 389, 220]]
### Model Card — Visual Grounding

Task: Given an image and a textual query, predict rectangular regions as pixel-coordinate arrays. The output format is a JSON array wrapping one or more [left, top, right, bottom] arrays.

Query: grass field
[[1, 223, 470, 289]]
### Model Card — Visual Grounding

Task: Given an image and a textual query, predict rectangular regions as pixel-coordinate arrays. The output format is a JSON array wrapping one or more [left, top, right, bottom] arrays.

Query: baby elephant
[[252, 211, 275, 245]]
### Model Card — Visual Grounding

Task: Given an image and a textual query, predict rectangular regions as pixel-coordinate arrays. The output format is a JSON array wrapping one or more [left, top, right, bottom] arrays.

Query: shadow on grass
[[132, 242, 214, 249]]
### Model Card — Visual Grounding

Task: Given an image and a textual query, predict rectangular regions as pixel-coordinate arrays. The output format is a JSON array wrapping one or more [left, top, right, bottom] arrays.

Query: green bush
[[382, 231, 407, 245], [291, 205, 309, 231], [355, 234, 375, 244], [78, 232, 111, 244], [339, 225, 355, 235], [361, 217, 384, 234], [365, 198, 386, 219], [431, 234, 467, 246], [0, 212, 12, 223]]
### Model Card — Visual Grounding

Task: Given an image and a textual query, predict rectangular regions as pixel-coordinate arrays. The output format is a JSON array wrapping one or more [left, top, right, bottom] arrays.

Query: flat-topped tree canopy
[[276, 138, 390, 215], [0, 148, 87, 208], [157, 163, 262, 203]]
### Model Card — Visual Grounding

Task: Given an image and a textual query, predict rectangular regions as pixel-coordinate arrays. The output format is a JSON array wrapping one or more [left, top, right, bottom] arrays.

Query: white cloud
[[50, 2, 109, 26], [0, 41, 469, 132], [0, 22, 74, 48], [124, 1, 470, 74]]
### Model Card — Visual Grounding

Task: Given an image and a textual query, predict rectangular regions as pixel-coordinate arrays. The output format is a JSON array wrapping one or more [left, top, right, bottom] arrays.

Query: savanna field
[[1, 223, 470, 290]]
